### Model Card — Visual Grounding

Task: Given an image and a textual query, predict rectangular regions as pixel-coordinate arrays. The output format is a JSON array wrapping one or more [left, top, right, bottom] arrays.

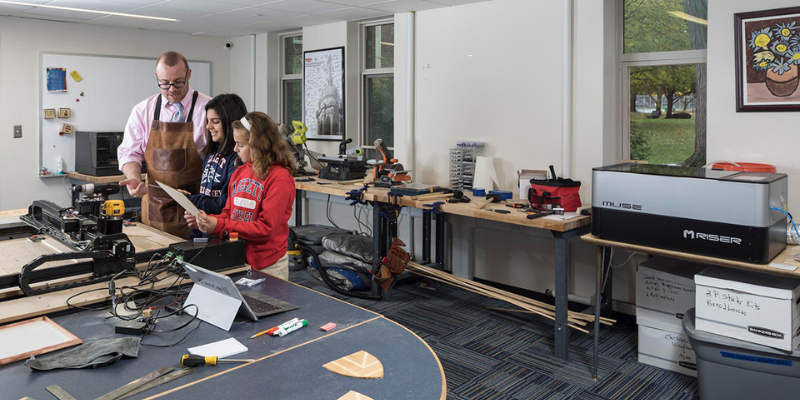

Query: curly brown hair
[[231, 112, 296, 180]]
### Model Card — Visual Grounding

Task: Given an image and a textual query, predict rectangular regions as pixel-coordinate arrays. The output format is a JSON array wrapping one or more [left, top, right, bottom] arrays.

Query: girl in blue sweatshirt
[[183, 93, 246, 239]]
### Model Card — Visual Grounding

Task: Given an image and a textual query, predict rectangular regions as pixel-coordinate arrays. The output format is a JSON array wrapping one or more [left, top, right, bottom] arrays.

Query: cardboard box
[[636, 257, 708, 329], [637, 317, 697, 377], [517, 169, 546, 200], [695, 267, 800, 351]]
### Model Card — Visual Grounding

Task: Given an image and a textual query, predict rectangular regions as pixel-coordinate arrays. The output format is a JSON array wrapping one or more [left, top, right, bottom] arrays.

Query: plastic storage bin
[[683, 308, 800, 400]]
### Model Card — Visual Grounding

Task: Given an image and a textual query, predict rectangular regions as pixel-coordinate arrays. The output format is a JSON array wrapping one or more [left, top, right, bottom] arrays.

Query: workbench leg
[[435, 213, 445, 266], [553, 231, 570, 360], [600, 246, 614, 318], [372, 202, 383, 299], [294, 189, 302, 227], [593, 245, 602, 380], [422, 212, 432, 263]]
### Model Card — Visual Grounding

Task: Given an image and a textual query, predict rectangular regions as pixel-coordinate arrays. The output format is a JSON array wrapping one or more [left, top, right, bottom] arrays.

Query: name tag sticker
[[234, 197, 256, 209]]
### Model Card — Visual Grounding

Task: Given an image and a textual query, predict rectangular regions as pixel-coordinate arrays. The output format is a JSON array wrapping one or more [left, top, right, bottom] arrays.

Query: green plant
[[630, 120, 652, 161]]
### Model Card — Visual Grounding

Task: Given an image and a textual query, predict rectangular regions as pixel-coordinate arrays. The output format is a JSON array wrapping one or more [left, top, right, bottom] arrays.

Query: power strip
[[115, 320, 147, 335]]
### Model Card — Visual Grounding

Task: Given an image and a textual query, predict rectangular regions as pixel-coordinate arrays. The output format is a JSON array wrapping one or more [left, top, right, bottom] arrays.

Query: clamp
[[387, 192, 403, 207], [422, 201, 445, 215], [345, 185, 369, 206]]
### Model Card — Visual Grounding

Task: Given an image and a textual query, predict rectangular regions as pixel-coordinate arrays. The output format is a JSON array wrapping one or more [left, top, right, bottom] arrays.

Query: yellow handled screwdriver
[[180, 354, 256, 367]]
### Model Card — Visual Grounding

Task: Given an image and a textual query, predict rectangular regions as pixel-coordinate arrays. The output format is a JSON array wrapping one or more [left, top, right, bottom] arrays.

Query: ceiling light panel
[[319, 7, 389, 20], [123, 4, 209, 20], [365, 0, 448, 13], [319, 0, 394, 6], [86, 14, 167, 28], [217, 6, 303, 21], [47, 0, 142, 13], [255, 0, 346, 14], [153, 0, 238, 13]]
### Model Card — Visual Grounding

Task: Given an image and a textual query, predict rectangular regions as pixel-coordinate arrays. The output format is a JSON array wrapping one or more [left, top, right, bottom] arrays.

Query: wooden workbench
[[294, 178, 590, 232], [294, 177, 593, 363]]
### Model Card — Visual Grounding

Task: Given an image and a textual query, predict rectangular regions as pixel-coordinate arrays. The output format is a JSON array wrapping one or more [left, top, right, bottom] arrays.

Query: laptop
[[181, 261, 298, 331]]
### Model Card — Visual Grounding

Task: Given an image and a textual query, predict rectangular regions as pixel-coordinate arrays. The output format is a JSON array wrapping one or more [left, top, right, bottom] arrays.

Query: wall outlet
[[13, 125, 21, 138]]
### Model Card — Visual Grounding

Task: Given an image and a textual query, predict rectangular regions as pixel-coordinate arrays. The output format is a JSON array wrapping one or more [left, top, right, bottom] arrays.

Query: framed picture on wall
[[735, 6, 800, 111], [303, 47, 345, 140]]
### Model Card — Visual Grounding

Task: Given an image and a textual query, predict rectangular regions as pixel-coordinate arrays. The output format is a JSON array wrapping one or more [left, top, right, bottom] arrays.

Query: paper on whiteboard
[[155, 181, 200, 217]]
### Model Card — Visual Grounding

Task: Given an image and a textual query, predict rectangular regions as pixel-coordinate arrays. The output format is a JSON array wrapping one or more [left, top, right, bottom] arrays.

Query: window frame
[[360, 19, 394, 153], [280, 32, 302, 126], [616, 1, 707, 161]]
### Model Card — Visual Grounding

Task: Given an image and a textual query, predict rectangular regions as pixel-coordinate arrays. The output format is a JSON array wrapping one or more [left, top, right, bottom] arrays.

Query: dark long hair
[[232, 112, 297, 179], [202, 93, 247, 158]]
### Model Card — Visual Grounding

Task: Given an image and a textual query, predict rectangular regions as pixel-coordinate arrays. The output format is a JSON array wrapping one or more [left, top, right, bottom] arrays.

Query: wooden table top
[[295, 178, 590, 233], [581, 234, 800, 279]]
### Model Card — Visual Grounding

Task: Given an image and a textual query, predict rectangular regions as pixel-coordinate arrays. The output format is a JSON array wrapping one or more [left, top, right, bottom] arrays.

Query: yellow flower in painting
[[776, 43, 788, 53], [759, 61, 769, 67], [794, 53, 800, 61], [754, 33, 771, 48], [782, 28, 791, 37]]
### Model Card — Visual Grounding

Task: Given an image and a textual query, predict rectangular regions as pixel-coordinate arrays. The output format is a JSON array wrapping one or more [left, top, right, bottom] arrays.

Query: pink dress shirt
[[117, 87, 212, 170]]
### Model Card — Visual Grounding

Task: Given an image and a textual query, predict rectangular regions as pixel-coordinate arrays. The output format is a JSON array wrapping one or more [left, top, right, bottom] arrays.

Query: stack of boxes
[[636, 257, 708, 376], [694, 267, 800, 351]]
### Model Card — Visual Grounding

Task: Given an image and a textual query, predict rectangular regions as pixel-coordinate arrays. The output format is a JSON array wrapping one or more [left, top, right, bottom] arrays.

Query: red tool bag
[[528, 165, 582, 212]]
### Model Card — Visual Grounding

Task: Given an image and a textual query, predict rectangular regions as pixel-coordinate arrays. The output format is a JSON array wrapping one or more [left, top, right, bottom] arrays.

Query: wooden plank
[[0, 266, 249, 325], [581, 234, 800, 279], [67, 171, 146, 184], [0, 316, 82, 366]]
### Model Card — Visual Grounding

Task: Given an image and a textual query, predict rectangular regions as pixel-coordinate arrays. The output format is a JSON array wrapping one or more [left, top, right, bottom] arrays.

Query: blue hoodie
[[188, 144, 239, 238]]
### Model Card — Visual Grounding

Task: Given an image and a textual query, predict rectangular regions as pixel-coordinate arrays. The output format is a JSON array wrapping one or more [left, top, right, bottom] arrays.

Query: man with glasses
[[118, 51, 212, 238]]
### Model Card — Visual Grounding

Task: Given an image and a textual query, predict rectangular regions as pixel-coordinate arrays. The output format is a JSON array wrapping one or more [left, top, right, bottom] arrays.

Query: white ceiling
[[0, 0, 492, 37]]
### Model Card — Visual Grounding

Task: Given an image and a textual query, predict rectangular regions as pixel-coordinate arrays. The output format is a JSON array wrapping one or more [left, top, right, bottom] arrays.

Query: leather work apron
[[141, 92, 203, 239]]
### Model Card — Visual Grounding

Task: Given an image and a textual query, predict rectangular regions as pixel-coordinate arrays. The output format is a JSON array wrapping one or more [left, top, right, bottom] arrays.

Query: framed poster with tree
[[303, 47, 345, 140], [735, 6, 800, 111]]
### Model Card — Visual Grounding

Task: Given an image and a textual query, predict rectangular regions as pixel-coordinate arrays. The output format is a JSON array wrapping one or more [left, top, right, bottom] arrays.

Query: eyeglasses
[[157, 73, 187, 89]]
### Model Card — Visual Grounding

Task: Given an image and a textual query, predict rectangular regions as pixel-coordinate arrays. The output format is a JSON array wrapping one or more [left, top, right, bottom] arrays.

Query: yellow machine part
[[103, 200, 125, 216], [291, 121, 308, 145]]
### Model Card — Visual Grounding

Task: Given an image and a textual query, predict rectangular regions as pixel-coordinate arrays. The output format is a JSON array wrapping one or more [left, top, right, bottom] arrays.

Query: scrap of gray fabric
[[25, 337, 140, 371]]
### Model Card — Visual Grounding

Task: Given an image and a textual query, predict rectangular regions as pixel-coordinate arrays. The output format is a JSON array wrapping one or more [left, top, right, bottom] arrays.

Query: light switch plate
[[13, 125, 21, 138]]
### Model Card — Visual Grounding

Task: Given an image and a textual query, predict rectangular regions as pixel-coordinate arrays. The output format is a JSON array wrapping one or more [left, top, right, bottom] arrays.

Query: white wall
[[707, 0, 800, 212], [0, 16, 231, 211], [244, 0, 616, 304], [229, 35, 253, 111]]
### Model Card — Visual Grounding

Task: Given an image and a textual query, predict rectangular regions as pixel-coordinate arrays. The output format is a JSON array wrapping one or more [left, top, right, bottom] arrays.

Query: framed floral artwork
[[735, 7, 800, 111]]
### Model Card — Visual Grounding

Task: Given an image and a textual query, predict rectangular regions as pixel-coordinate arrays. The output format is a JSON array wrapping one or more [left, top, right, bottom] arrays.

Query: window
[[620, 0, 707, 166], [362, 22, 394, 160], [281, 34, 303, 125]]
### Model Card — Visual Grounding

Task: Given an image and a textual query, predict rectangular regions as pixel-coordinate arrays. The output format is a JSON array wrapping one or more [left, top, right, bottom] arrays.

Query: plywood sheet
[[323, 351, 384, 379], [338, 391, 375, 400], [0, 237, 78, 276], [0, 316, 82, 365]]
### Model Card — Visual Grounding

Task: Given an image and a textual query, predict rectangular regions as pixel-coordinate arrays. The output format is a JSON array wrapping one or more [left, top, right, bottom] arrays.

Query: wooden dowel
[[405, 262, 607, 332]]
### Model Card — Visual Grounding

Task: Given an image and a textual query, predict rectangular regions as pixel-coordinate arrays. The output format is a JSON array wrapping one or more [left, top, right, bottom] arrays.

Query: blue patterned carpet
[[289, 270, 700, 400]]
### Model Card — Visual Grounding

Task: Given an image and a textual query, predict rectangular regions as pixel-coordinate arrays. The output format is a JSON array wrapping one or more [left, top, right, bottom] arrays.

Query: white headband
[[240, 116, 251, 131]]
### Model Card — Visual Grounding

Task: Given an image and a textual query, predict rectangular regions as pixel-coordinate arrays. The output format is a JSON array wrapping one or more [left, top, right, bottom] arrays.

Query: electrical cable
[[771, 206, 800, 238], [325, 194, 341, 229]]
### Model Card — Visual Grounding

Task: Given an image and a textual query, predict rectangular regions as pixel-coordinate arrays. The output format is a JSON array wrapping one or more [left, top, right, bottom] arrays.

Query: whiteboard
[[39, 53, 211, 177]]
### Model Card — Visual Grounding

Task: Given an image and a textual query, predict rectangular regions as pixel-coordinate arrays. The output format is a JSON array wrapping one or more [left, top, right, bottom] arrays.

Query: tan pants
[[257, 253, 289, 281]]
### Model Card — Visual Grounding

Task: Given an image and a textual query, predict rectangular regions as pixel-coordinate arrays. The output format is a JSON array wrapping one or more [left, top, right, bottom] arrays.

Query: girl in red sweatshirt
[[186, 112, 296, 280]]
